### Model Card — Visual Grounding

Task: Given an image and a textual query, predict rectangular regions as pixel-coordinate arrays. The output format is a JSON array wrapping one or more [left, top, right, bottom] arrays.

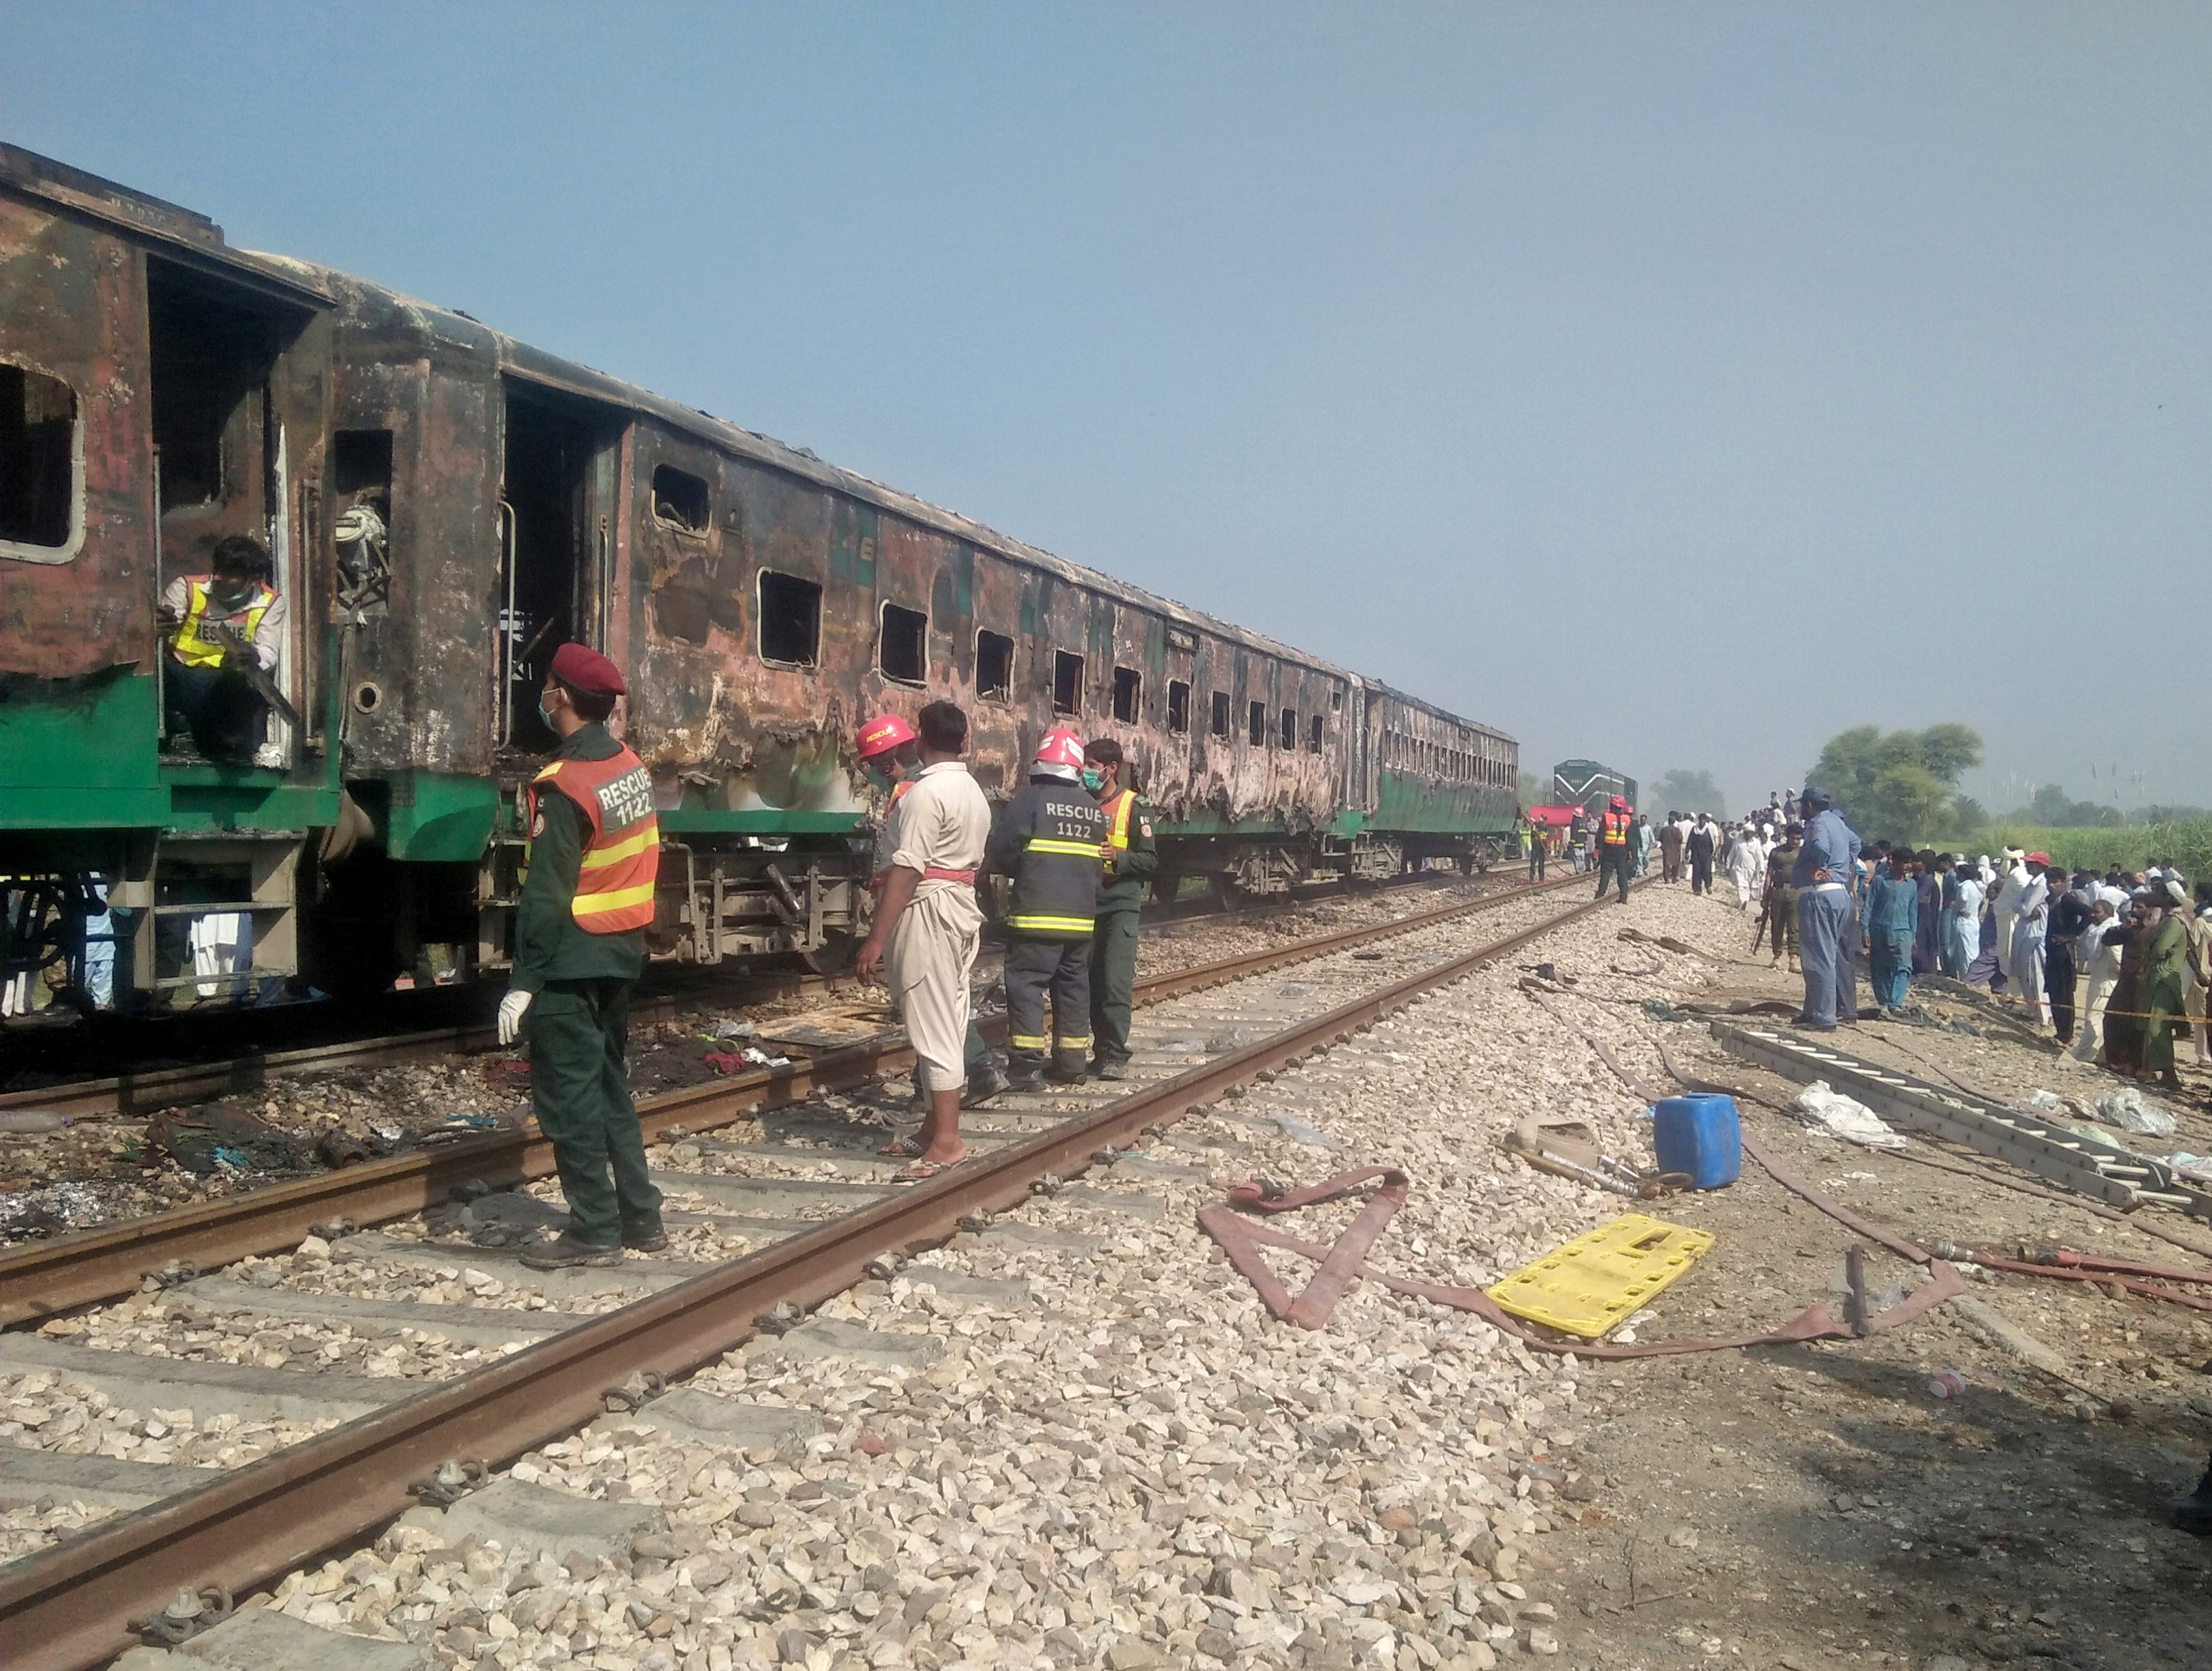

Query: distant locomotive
[[1551, 759, 1636, 819], [0, 145, 1520, 1006]]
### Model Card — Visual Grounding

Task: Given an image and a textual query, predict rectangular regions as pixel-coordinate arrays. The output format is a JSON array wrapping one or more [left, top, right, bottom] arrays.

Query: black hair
[[1083, 738, 1123, 767], [917, 700, 967, 754], [210, 533, 273, 579], [554, 678, 617, 725]]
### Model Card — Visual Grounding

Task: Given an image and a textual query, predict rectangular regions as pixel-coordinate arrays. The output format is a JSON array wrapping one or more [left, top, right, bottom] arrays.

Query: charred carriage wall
[[0, 141, 1522, 995]]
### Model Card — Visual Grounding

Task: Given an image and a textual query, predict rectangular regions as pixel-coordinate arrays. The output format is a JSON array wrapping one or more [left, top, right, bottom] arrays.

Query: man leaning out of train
[[158, 533, 288, 768]]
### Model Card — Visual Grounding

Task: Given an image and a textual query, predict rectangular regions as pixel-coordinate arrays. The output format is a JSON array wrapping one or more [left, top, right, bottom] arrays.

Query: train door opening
[[498, 384, 620, 755], [145, 258, 312, 763]]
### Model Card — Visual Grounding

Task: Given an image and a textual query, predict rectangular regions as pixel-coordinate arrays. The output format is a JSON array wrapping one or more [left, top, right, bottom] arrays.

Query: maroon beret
[[550, 642, 627, 697]]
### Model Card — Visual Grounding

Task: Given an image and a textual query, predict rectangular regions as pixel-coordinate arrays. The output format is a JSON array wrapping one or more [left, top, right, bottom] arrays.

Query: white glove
[[497, 988, 534, 1046]]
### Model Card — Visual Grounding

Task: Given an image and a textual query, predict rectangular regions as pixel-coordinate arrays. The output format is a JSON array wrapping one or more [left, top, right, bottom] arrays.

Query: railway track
[[0, 868, 1495, 1124], [0, 870, 1622, 1671]]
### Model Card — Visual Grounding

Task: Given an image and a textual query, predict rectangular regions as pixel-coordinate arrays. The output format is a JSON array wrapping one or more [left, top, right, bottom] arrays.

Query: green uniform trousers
[[1595, 848, 1633, 903], [528, 977, 662, 1245], [1090, 907, 1140, 1065]]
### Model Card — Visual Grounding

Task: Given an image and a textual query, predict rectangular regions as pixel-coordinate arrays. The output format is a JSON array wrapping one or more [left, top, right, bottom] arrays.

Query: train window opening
[[0, 363, 79, 555], [1167, 680, 1192, 734], [878, 602, 927, 684], [1309, 713, 1324, 754], [1248, 700, 1266, 746], [759, 572, 824, 668], [1053, 651, 1084, 715], [1331, 688, 1343, 711], [651, 464, 710, 534], [1279, 708, 1296, 750], [1210, 691, 1231, 738], [1112, 666, 1141, 723], [332, 430, 393, 617], [975, 630, 1014, 702]]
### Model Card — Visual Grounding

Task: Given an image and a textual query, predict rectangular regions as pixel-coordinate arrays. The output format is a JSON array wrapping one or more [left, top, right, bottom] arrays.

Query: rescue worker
[[1084, 738, 1156, 1080], [158, 534, 288, 767], [499, 644, 665, 1269], [1791, 784, 1862, 1032], [854, 702, 993, 1179], [1593, 795, 1634, 903], [986, 729, 1104, 1089], [1524, 814, 1546, 881], [855, 714, 1007, 1114]]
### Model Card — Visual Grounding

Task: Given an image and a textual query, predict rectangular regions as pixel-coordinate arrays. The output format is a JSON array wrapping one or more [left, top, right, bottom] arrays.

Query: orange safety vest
[[1600, 810, 1631, 846], [171, 576, 275, 670], [528, 746, 661, 933], [1099, 788, 1137, 871]]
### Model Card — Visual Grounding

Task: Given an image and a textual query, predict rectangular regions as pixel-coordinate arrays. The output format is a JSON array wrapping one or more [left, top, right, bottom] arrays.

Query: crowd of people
[[1613, 789, 2212, 1092]]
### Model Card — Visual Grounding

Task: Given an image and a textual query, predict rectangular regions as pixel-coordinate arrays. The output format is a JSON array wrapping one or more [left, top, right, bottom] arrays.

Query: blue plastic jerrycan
[[1651, 1093, 1741, 1190]]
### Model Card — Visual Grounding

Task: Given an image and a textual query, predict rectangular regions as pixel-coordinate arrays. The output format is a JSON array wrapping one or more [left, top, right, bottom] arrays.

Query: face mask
[[1081, 768, 1106, 793], [209, 579, 254, 610], [863, 763, 893, 792], [538, 695, 557, 729]]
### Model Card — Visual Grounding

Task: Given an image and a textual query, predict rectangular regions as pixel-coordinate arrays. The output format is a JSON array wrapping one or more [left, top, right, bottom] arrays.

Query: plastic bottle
[[1929, 1371, 1966, 1398]]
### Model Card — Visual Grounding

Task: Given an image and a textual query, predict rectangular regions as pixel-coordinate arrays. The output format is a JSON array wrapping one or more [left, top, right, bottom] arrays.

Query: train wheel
[[802, 930, 857, 978]]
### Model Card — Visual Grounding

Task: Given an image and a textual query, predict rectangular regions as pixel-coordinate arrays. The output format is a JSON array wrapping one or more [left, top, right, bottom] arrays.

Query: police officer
[[1083, 738, 1156, 1080], [856, 714, 1007, 1112], [498, 643, 666, 1270], [986, 729, 1103, 1089], [1594, 795, 1634, 903]]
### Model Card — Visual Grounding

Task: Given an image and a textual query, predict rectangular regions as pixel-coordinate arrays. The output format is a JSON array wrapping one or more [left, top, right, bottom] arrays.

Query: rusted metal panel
[[0, 195, 154, 679], [320, 274, 503, 774]]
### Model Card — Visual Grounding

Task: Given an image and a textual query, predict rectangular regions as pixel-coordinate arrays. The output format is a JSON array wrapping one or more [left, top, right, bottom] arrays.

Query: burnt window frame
[[1166, 679, 1192, 735], [877, 600, 929, 685], [1247, 700, 1267, 747], [0, 361, 85, 564], [650, 463, 712, 535], [1209, 691, 1232, 738], [1279, 707, 1296, 751], [1052, 650, 1084, 717], [1111, 666, 1142, 724], [757, 569, 824, 670], [974, 629, 1016, 704], [1308, 713, 1324, 755]]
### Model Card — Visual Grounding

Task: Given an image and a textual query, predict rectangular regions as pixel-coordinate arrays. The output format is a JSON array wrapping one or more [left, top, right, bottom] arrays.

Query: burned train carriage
[[0, 146, 1518, 1004]]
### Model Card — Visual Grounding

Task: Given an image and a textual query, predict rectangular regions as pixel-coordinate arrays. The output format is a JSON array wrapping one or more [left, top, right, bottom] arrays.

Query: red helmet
[[1034, 727, 1086, 779], [1610, 795, 1627, 810], [856, 714, 917, 763]]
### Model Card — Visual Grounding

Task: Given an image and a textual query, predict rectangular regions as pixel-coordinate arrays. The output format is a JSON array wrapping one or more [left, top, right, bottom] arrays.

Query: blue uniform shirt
[[1792, 808, 1861, 889]]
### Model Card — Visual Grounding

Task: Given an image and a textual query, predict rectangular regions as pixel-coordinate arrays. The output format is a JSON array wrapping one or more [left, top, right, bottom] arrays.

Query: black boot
[[2176, 1454, 2212, 1535]]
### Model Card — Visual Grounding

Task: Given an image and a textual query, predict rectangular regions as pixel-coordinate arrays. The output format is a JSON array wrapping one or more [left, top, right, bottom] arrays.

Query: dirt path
[[1540, 883, 2212, 1671]]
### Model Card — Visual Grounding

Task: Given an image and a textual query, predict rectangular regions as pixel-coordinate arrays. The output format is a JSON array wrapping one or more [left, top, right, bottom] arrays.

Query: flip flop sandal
[[892, 1157, 962, 1185], [879, 1135, 923, 1158]]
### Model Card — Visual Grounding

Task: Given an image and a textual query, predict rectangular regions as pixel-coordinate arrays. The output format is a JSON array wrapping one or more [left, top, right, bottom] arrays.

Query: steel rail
[[0, 873, 1587, 1324], [0, 869, 1487, 1122], [0, 880, 1621, 1671]]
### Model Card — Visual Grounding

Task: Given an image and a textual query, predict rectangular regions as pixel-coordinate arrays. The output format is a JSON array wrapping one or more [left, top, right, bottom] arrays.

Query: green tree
[[1652, 769, 1727, 814], [1805, 724, 1984, 840]]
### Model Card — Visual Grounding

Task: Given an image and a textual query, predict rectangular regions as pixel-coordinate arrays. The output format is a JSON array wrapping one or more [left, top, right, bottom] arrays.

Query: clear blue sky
[[7, 4, 2207, 814]]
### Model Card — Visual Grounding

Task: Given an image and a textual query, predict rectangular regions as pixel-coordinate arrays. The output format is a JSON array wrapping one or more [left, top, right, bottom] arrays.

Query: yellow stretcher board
[[1485, 1213, 1715, 1339]]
